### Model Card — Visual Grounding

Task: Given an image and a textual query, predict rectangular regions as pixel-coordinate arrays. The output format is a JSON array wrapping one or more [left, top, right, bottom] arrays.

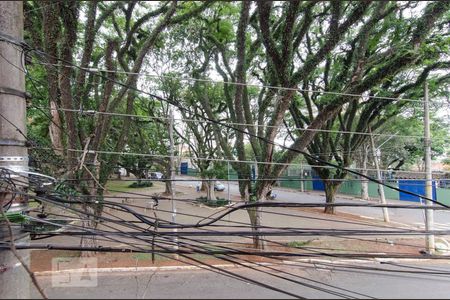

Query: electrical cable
[[0, 49, 450, 202], [34, 105, 425, 139], [3, 40, 442, 207], [32, 61, 436, 104]]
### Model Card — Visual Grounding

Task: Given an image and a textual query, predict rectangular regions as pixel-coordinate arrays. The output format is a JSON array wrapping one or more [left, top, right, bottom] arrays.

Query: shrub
[[196, 196, 230, 207], [128, 181, 153, 188], [286, 240, 313, 248]]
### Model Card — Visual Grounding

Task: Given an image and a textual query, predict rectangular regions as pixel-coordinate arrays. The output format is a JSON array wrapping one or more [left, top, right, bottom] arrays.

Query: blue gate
[[180, 162, 188, 175], [398, 180, 437, 202], [312, 175, 325, 191]]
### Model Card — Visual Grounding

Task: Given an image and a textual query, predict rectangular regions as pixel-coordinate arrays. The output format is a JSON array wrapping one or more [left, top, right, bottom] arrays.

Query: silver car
[[214, 181, 225, 191]]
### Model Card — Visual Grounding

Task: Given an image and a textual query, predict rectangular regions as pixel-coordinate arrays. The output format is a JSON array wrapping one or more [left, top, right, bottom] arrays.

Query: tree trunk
[[59, 1, 80, 169], [206, 179, 216, 201], [43, 2, 64, 156], [164, 164, 172, 195], [238, 177, 251, 200], [201, 179, 208, 192], [324, 181, 339, 214], [247, 206, 265, 249], [246, 184, 271, 249], [80, 203, 98, 257]]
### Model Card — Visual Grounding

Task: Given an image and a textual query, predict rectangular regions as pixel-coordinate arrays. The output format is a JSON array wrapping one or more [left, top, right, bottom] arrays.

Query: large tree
[[25, 0, 211, 193], [179, 1, 449, 245], [24, 1, 450, 249]]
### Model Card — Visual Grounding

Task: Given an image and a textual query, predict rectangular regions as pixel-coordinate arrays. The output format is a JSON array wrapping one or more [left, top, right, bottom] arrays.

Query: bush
[[128, 181, 153, 188], [286, 240, 313, 248], [196, 196, 230, 207]]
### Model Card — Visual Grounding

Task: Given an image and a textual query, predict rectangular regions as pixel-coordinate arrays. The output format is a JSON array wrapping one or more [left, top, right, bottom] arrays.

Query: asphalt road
[[175, 176, 450, 231], [34, 260, 450, 299]]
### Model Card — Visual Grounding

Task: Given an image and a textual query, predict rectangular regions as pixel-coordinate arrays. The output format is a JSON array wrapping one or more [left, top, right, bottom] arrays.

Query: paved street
[[175, 176, 450, 231], [34, 261, 450, 299]]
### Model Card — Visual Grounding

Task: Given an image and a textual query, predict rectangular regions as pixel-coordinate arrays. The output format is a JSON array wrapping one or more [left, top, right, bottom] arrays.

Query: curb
[[34, 262, 272, 276], [34, 256, 449, 277]]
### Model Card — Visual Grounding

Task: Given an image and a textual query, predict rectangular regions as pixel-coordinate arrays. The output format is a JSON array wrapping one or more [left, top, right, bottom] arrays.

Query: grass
[[28, 200, 40, 208], [106, 180, 153, 193], [105, 180, 134, 192], [132, 253, 170, 261], [286, 240, 313, 248], [25, 219, 68, 233], [196, 196, 230, 207], [52, 251, 82, 260]]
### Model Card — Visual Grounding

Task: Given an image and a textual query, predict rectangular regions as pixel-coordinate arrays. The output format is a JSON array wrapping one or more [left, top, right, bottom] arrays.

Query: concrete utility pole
[[227, 161, 231, 204], [369, 128, 390, 223], [0, 1, 31, 298], [299, 166, 304, 192], [424, 82, 435, 254], [168, 109, 178, 256]]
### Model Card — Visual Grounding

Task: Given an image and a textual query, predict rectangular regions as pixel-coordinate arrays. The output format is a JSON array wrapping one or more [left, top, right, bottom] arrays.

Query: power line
[[33, 61, 433, 104], [30, 146, 445, 175], [27, 48, 450, 207], [1, 37, 447, 207], [31, 105, 426, 139], [10, 173, 450, 284], [2, 31, 446, 298]]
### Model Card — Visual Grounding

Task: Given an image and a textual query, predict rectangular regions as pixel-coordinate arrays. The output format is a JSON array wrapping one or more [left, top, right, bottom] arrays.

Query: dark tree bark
[[59, 0, 80, 170], [42, 1, 64, 157]]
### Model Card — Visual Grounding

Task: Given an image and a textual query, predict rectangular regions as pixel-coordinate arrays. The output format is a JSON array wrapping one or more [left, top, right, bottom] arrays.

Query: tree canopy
[[23, 1, 450, 248]]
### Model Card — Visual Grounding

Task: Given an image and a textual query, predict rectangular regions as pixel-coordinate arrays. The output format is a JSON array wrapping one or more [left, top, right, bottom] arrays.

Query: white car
[[150, 172, 164, 180], [214, 181, 225, 191], [195, 181, 226, 192]]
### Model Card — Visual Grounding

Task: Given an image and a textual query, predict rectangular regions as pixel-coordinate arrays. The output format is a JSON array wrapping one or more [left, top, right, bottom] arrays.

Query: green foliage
[[54, 181, 80, 197], [202, 161, 228, 180], [24, 219, 68, 233], [286, 240, 313, 248], [0, 212, 27, 223], [377, 110, 450, 170], [128, 181, 153, 188], [196, 196, 229, 207], [23, 0, 450, 209], [443, 157, 450, 169]]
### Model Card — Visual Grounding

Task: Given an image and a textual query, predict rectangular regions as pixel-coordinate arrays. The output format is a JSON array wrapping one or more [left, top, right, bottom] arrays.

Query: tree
[[145, 1, 450, 244], [24, 1, 450, 249], [194, 2, 450, 241], [25, 1, 212, 250]]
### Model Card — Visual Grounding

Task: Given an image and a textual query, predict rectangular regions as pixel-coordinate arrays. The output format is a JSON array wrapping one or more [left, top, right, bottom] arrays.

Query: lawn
[[105, 179, 162, 194]]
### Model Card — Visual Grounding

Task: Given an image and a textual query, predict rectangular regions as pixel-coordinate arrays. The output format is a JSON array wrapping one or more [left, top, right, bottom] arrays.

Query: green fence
[[437, 188, 450, 206], [184, 168, 449, 203]]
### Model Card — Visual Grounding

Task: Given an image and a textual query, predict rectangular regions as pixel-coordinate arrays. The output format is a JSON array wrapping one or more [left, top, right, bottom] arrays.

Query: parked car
[[214, 181, 225, 191], [195, 181, 226, 192], [150, 172, 164, 180]]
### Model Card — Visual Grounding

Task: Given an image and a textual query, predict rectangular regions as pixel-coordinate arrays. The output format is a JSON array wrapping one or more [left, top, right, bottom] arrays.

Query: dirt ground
[[29, 179, 432, 272], [30, 237, 428, 272]]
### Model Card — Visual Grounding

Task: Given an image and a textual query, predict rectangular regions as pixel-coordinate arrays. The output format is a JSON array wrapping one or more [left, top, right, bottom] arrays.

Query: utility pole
[[424, 82, 435, 254], [168, 109, 178, 257], [369, 128, 390, 223], [299, 166, 304, 192], [227, 161, 231, 205], [0, 1, 31, 298]]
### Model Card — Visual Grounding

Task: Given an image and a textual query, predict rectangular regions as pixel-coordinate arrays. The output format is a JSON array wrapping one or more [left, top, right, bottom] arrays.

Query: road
[[34, 261, 450, 299], [175, 176, 450, 231]]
